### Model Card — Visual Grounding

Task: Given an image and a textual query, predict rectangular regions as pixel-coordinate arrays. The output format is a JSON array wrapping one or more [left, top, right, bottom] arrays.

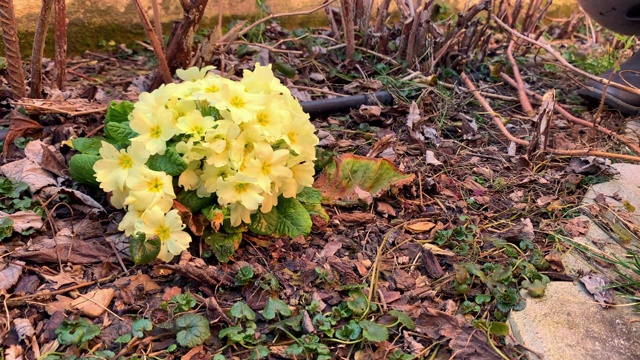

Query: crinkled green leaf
[[0, 177, 28, 198], [218, 326, 245, 343], [105, 100, 134, 124], [388, 310, 415, 330], [129, 232, 161, 265], [235, 266, 254, 286], [335, 319, 361, 341], [346, 289, 369, 316], [69, 154, 100, 186], [359, 320, 388, 342], [302, 202, 329, 222], [104, 121, 136, 147], [262, 298, 291, 320], [71, 137, 105, 155], [132, 318, 153, 338], [175, 314, 211, 348], [249, 197, 311, 237], [522, 279, 547, 298], [55, 318, 101, 346], [177, 190, 215, 213], [0, 217, 14, 241], [296, 187, 322, 204], [146, 146, 188, 176], [230, 301, 255, 321], [473, 320, 510, 336], [204, 230, 242, 263], [314, 154, 415, 206]]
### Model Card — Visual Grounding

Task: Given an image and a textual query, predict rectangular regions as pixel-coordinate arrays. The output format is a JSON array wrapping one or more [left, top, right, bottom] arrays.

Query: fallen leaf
[[321, 241, 342, 257], [315, 154, 415, 206], [0, 210, 43, 233], [425, 151, 442, 166], [4, 344, 24, 360], [71, 288, 116, 317], [162, 286, 182, 301], [0, 260, 24, 291], [376, 201, 396, 216], [406, 221, 436, 233], [115, 274, 162, 305], [11, 228, 111, 264], [0, 158, 57, 193], [42, 272, 78, 290], [13, 318, 35, 341], [333, 212, 376, 224], [580, 274, 615, 307]]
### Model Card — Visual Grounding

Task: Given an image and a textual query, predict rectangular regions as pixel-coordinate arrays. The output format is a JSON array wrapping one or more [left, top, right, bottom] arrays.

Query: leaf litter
[[0, 2, 638, 359]]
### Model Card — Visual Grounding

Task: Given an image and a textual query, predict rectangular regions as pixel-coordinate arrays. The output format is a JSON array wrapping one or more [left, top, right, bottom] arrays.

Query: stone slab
[[508, 281, 640, 360]]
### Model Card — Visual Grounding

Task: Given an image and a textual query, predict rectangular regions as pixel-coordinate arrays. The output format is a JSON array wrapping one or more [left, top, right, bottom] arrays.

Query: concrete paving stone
[[508, 281, 640, 360]]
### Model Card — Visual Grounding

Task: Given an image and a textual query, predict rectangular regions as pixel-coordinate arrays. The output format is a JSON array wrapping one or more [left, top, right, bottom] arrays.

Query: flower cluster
[[93, 64, 319, 261]]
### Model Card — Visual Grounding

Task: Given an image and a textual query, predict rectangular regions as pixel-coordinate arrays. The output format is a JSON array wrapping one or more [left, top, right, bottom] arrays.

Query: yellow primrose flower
[[109, 186, 128, 209], [214, 82, 264, 124], [135, 207, 191, 262], [203, 120, 241, 167], [241, 63, 291, 96], [133, 83, 178, 119], [176, 65, 216, 81], [130, 108, 178, 155], [178, 161, 204, 192], [229, 202, 253, 227], [201, 163, 234, 193], [94, 141, 150, 192], [280, 115, 319, 159], [125, 168, 175, 212], [216, 175, 264, 211], [241, 143, 292, 193], [253, 99, 288, 141], [260, 186, 279, 213], [176, 109, 216, 138], [175, 138, 207, 163], [118, 210, 142, 236], [166, 98, 197, 120]]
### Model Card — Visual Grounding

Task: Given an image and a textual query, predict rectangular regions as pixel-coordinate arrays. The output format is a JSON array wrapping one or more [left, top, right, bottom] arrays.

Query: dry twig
[[133, 0, 172, 84], [54, 0, 67, 90], [507, 40, 534, 116], [29, 0, 54, 98]]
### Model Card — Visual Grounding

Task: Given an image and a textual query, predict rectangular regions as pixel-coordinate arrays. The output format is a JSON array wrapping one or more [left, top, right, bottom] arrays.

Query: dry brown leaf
[[4, 344, 24, 360], [0, 260, 24, 291], [13, 318, 35, 341], [406, 221, 436, 233], [71, 288, 116, 317], [11, 228, 111, 264], [421, 243, 455, 256], [0, 210, 44, 233], [376, 201, 396, 216]]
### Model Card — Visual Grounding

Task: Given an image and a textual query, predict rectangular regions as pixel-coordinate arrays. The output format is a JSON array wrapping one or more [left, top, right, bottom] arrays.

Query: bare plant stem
[[0, 0, 27, 98], [340, 0, 355, 59], [151, 0, 163, 50], [500, 72, 640, 155], [507, 40, 534, 116], [54, 0, 67, 90], [30, 0, 55, 98], [464, 71, 640, 162], [132, 0, 172, 84]]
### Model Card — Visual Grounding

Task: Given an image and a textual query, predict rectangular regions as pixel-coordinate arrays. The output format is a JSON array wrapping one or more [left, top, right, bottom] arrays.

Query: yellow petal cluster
[[93, 64, 318, 261]]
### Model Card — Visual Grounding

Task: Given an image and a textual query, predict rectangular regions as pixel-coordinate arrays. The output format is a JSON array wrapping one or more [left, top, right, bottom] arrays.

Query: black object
[[300, 90, 394, 117]]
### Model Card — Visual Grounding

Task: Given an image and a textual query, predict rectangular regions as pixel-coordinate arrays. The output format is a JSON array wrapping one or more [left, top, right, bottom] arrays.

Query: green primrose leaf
[[94, 350, 115, 359], [359, 320, 389, 342], [55, 318, 101, 346], [71, 137, 105, 155], [175, 314, 211, 348], [296, 187, 322, 204], [69, 154, 100, 186], [204, 231, 242, 263], [230, 301, 256, 321], [262, 298, 291, 320], [273, 60, 296, 78], [388, 310, 415, 330], [105, 100, 134, 124], [0, 177, 29, 198], [176, 190, 215, 213], [302, 202, 329, 222], [129, 232, 161, 265], [146, 146, 188, 176], [235, 266, 254, 286], [249, 197, 311, 238], [473, 320, 510, 336], [270, 314, 302, 333], [0, 217, 14, 241], [104, 122, 137, 147], [131, 318, 153, 338], [248, 345, 269, 359]]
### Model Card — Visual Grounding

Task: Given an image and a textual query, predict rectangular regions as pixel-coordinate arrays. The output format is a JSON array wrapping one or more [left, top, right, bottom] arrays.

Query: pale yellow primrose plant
[[93, 64, 319, 261]]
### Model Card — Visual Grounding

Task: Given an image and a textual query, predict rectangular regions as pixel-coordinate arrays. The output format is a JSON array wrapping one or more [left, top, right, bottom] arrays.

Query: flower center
[[234, 183, 248, 193], [256, 112, 269, 125], [230, 96, 245, 109], [155, 224, 171, 241], [118, 153, 133, 169], [148, 177, 164, 193], [206, 84, 219, 93], [150, 125, 163, 139]]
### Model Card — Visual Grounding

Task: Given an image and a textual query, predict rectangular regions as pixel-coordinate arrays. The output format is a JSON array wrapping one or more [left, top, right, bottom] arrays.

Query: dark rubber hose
[[300, 90, 394, 117]]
